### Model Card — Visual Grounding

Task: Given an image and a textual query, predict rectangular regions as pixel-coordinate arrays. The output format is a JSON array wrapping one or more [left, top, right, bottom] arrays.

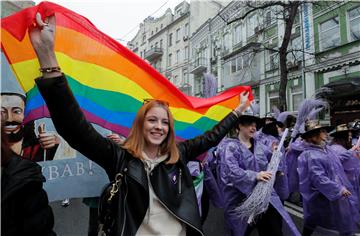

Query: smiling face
[[1, 95, 25, 134], [239, 122, 257, 139], [143, 106, 169, 149]]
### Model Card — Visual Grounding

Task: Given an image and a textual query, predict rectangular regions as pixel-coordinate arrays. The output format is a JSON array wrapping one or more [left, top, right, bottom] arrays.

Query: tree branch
[[226, 1, 287, 25], [285, 49, 316, 56]]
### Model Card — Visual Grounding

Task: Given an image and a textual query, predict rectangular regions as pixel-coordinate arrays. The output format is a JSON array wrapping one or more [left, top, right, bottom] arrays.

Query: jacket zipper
[[149, 173, 204, 236], [120, 177, 128, 236], [178, 169, 182, 194]]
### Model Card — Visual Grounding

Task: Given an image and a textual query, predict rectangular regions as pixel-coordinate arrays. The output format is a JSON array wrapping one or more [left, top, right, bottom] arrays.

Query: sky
[[33, 0, 187, 44]]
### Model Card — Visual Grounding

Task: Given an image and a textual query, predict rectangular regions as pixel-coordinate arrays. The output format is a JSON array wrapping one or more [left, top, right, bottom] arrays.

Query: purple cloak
[[217, 137, 300, 236], [286, 139, 306, 193], [297, 143, 360, 235], [330, 144, 360, 210]]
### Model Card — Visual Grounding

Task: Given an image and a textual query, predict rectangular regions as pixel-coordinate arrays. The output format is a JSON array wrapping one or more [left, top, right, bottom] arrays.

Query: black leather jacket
[[36, 75, 239, 236], [2, 154, 56, 236]]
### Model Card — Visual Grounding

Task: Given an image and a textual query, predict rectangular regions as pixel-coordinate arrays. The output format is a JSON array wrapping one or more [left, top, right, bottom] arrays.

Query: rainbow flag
[[1, 2, 253, 140]]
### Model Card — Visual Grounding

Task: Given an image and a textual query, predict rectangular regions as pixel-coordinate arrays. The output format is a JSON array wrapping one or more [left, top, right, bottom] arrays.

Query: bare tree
[[219, 1, 302, 111]]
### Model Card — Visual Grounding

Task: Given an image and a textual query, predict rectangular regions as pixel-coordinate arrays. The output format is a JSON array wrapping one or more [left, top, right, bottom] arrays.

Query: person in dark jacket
[[29, 13, 249, 236], [1, 127, 56, 236]]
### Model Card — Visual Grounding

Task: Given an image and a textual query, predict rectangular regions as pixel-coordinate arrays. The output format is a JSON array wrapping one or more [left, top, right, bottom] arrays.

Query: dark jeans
[[244, 205, 283, 236], [88, 207, 99, 236]]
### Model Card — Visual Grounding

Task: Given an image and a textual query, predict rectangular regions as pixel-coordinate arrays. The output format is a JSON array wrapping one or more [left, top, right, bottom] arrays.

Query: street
[[51, 199, 316, 236]]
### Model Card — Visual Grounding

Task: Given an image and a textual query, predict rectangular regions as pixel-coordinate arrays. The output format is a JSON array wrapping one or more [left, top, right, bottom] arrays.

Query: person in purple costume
[[286, 137, 306, 194], [329, 124, 360, 210], [297, 120, 360, 236], [217, 114, 299, 236]]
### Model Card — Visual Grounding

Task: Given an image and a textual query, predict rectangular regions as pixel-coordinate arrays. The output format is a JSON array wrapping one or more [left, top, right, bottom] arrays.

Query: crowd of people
[[1, 11, 360, 236], [210, 108, 360, 236]]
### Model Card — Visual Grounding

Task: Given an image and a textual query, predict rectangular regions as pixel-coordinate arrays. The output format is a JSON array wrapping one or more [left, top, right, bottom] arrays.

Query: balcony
[[190, 57, 207, 74], [144, 47, 163, 61]]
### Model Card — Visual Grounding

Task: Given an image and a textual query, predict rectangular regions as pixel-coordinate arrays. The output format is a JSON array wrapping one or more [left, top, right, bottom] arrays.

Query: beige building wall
[[128, 0, 226, 95]]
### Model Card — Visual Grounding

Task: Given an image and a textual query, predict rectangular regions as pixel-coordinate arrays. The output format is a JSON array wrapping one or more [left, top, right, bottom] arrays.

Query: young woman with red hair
[[29, 13, 249, 235]]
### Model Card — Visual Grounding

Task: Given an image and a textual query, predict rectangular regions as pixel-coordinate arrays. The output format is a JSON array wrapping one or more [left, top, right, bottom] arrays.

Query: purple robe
[[330, 144, 360, 210], [217, 137, 300, 236], [297, 143, 360, 235], [286, 139, 306, 193], [256, 131, 279, 148]]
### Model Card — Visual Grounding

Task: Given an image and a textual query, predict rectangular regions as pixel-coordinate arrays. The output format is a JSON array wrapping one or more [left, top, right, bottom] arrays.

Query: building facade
[[1, 1, 35, 18], [130, 1, 360, 120], [309, 1, 360, 123], [127, 0, 228, 95], [189, 1, 359, 118]]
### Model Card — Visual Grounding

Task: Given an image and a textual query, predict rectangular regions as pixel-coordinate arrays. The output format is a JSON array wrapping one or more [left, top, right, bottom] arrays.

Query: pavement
[[50, 199, 309, 236]]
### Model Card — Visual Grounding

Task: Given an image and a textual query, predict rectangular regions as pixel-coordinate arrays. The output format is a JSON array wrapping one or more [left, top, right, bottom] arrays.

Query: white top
[[135, 152, 186, 236]]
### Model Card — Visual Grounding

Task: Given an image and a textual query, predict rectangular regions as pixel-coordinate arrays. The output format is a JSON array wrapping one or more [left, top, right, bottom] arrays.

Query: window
[[236, 57, 242, 71], [184, 46, 189, 59], [155, 42, 158, 48], [265, 8, 275, 26], [320, 17, 340, 50], [160, 39, 163, 49], [176, 50, 181, 63], [231, 59, 236, 73], [265, 11, 272, 26], [234, 24, 242, 44], [223, 33, 230, 52], [288, 36, 301, 63], [194, 77, 202, 96], [169, 33, 173, 46], [247, 14, 257, 37], [268, 91, 279, 113], [174, 75, 179, 85], [168, 53, 172, 66], [184, 23, 189, 36], [270, 53, 278, 70], [291, 85, 303, 111], [183, 68, 189, 84], [348, 6, 360, 41], [266, 51, 278, 71], [142, 35, 146, 43], [243, 54, 251, 68], [176, 28, 181, 42]]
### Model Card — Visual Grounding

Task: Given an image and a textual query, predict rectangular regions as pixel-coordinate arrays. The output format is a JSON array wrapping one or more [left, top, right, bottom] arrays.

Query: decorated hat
[[260, 113, 285, 130], [301, 120, 334, 139], [329, 124, 354, 137], [237, 107, 261, 127], [349, 119, 360, 131]]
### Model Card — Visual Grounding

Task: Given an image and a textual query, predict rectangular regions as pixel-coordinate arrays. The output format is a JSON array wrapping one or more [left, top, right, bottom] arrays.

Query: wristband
[[39, 66, 61, 73], [232, 109, 242, 118]]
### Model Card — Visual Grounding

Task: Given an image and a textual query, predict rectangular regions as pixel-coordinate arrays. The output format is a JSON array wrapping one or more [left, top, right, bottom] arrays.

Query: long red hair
[[122, 100, 179, 164]]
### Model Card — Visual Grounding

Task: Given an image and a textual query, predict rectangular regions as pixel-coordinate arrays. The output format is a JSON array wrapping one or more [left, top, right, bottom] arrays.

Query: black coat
[[36, 75, 238, 236], [1, 154, 56, 236]]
